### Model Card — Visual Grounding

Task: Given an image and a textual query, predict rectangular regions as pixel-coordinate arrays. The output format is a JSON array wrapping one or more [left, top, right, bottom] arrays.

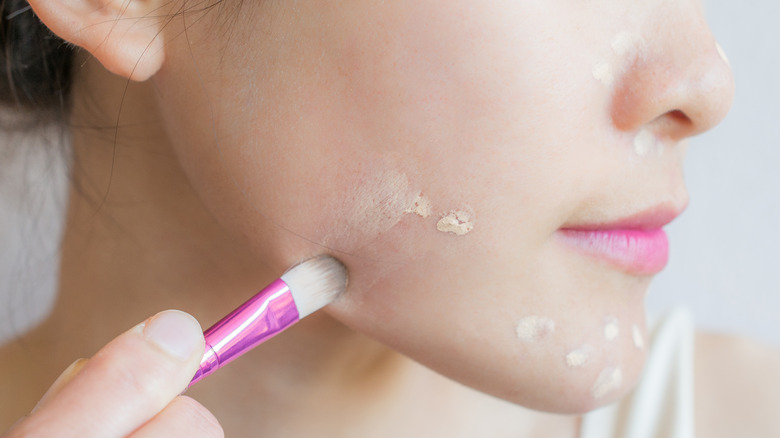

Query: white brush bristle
[[281, 255, 348, 319]]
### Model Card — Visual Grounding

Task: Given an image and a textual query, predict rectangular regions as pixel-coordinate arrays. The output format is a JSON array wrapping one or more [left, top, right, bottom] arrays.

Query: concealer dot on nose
[[715, 42, 730, 67]]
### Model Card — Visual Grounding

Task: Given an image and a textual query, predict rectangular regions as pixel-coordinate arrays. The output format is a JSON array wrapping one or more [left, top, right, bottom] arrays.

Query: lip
[[564, 204, 687, 231], [557, 203, 687, 275]]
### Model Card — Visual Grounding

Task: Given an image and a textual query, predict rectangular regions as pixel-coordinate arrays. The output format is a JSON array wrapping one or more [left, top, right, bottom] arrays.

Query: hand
[[2, 310, 223, 437]]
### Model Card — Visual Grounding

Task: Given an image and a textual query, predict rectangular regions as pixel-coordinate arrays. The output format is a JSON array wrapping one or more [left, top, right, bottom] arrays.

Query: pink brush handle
[[188, 279, 300, 387]]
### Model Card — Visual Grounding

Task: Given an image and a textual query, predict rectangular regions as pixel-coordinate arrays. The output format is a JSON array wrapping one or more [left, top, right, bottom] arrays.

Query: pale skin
[[1, 0, 779, 436]]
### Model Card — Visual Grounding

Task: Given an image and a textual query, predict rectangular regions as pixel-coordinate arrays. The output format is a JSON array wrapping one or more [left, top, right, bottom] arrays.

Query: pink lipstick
[[558, 228, 669, 275], [558, 204, 685, 275]]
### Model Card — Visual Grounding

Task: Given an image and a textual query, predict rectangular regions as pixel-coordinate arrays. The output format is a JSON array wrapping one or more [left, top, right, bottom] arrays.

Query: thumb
[[31, 358, 90, 413], [20, 310, 205, 437]]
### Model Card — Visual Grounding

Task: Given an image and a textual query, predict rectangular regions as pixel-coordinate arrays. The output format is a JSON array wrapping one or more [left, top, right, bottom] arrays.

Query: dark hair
[[0, 0, 74, 126]]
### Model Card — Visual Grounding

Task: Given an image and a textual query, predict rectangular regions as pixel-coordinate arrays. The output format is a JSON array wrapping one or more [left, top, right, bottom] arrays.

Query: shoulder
[[694, 332, 780, 437]]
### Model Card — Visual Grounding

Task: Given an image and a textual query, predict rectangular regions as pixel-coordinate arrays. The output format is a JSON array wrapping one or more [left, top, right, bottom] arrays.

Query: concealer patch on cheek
[[404, 194, 433, 218], [591, 366, 622, 400], [436, 208, 475, 235], [516, 316, 556, 342], [348, 169, 416, 233], [603, 316, 619, 341], [632, 325, 644, 350], [321, 168, 420, 248], [565, 344, 593, 368]]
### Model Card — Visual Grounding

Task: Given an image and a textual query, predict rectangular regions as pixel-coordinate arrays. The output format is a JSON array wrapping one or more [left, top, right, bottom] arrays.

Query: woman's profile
[[1, 0, 778, 437]]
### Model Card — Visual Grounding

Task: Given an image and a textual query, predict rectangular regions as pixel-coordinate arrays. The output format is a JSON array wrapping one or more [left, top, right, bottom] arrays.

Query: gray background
[[1, 1, 779, 347]]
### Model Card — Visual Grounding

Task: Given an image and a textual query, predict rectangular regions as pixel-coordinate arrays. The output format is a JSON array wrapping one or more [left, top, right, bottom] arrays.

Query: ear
[[29, 0, 166, 81]]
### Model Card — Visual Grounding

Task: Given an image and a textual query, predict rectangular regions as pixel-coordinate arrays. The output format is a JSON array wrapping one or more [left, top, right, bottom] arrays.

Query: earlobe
[[28, 0, 166, 81]]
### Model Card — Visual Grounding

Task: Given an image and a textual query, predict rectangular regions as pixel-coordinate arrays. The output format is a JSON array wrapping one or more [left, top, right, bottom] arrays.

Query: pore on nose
[[609, 16, 735, 141]]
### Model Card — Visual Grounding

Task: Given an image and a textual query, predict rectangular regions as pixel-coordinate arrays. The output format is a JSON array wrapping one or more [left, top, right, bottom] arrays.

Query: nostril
[[665, 110, 691, 125], [648, 109, 695, 138]]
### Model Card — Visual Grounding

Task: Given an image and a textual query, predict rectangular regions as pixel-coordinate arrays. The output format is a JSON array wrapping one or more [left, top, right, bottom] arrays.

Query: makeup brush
[[188, 255, 348, 387]]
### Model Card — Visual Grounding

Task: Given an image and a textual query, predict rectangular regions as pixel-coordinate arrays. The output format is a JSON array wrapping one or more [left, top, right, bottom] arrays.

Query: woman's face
[[153, 0, 733, 413]]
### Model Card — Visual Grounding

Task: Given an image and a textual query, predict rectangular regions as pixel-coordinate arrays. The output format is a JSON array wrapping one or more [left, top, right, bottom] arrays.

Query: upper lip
[[561, 201, 689, 231]]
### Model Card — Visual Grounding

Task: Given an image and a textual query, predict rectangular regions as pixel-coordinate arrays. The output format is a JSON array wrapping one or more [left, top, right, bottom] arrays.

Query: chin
[[326, 260, 651, 416]]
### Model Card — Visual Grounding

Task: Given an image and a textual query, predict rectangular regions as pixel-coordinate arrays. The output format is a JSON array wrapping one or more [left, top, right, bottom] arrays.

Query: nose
[[609, 4, 735, 141]]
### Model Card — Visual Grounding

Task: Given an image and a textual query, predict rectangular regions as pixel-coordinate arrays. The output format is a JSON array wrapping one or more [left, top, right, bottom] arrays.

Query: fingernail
[[143, 310, 203, 360], [32, 358, 89, 413]]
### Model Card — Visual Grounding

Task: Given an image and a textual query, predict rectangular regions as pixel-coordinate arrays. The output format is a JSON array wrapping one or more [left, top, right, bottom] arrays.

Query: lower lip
[[557, 228, 669, 275]]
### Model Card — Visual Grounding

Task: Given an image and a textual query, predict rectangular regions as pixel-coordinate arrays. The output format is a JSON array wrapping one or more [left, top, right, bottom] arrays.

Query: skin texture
[[5, 0, 769, 436]]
